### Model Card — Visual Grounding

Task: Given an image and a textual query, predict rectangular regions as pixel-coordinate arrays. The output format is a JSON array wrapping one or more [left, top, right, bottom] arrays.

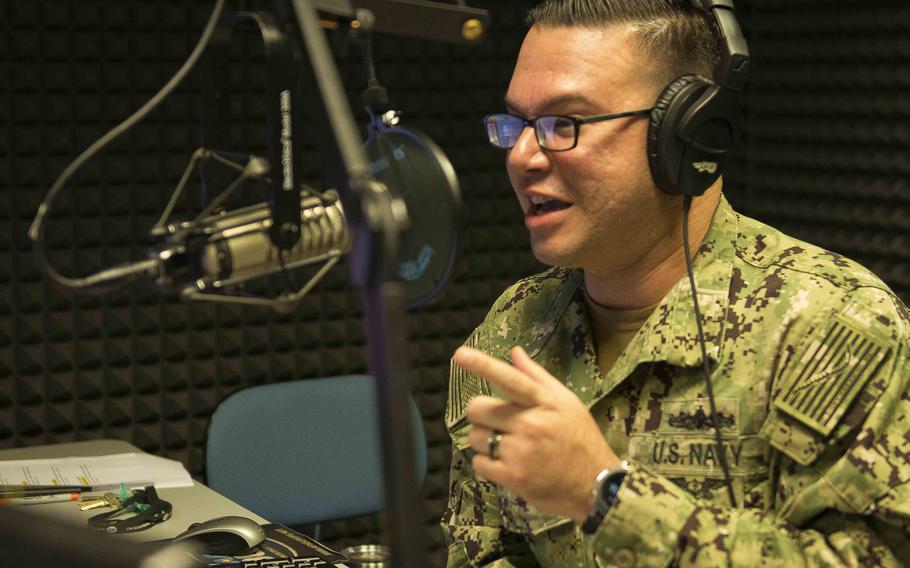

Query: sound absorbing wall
[[1, 0, 908, 564]]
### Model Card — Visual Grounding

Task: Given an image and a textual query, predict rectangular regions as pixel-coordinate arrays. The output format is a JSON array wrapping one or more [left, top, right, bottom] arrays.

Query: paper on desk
[[0, 452, 194, 489]]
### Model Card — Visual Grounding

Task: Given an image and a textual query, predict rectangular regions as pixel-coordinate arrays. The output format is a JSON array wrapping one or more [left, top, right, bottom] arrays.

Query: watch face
[[596, 463, 631, 508], [583, 461, 631, 534]]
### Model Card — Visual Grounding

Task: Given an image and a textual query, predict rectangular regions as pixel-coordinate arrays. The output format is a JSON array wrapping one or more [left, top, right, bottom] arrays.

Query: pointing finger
[[453, 346, 541, 407]]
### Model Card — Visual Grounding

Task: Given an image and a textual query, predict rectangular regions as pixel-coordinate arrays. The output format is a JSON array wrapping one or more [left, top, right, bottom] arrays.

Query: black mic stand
[[283, 2, 426, 565], [279, 2, 487, 564]]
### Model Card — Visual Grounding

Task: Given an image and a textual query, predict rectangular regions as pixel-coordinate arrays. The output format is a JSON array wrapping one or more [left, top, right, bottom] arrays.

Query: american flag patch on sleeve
[[774, 313, 891, 436], [446, 334, 492, 428]]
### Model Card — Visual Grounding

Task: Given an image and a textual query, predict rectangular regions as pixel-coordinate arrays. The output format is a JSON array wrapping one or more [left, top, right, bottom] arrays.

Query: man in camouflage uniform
[[441, 1, 910, 566]]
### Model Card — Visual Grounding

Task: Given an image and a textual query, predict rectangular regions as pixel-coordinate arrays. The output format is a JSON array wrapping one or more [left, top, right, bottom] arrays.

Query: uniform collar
[[597, 196, 736, 394], [526, 197, 737, 402], [511, 197, 737, 403]]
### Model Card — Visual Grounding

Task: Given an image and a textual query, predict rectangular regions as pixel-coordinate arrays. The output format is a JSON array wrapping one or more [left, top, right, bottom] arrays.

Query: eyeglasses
[[483, 108, 653, 151]]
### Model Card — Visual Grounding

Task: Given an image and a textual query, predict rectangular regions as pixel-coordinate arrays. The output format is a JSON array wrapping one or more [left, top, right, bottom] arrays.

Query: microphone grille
[[297, 197, 350, 257]]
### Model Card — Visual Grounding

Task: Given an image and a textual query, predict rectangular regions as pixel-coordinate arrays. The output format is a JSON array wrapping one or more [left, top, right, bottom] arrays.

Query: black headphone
[[647, 0, 751, 197]]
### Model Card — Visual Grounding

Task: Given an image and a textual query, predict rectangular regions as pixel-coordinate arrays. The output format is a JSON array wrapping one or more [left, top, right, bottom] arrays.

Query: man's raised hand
[[454, 345, 620, 522]]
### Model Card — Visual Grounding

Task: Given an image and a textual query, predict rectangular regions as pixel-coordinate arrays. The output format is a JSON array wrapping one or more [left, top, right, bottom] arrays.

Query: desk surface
[[0, 438, 268, 542]]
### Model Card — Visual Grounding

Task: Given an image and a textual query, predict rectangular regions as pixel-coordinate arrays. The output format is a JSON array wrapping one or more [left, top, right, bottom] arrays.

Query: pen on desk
[[0, 482, 155, 498], [0, 485, 89, 497], [0, 492, 81, 506]]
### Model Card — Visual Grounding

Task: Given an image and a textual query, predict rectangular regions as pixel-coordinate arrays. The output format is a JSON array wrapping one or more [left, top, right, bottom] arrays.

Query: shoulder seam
[[736, 257, 893, 295]]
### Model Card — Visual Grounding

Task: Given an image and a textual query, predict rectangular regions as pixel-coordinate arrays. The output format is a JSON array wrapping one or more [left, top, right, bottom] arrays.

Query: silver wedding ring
[[487, 430, 504, 460]]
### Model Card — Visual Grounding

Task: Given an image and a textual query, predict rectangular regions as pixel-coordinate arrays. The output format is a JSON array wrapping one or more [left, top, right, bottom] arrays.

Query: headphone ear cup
[[647, 75, 713, 196]]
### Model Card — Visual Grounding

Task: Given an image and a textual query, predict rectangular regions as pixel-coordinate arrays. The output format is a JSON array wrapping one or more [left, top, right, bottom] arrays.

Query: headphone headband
[[701, 0, 751, 91]]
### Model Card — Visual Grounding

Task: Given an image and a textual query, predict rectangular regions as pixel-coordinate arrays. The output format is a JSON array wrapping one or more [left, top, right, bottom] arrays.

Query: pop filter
[[363, 117, 461, 309]]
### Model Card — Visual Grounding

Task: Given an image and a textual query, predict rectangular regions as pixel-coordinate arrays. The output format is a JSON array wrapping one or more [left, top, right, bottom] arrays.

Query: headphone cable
[[682, 194, 738, 508]]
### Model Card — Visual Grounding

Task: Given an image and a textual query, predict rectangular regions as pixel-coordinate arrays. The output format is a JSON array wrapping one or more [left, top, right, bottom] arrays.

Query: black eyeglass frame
[[483, 108, 654, 151]]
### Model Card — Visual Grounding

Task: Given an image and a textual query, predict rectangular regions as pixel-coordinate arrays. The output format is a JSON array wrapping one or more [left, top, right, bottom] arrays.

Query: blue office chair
[[205, 375, 427, 527]]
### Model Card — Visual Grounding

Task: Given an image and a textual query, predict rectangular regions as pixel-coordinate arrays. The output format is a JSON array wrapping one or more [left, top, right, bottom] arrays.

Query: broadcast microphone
[[69, 190, 346, 297], [150, 190, 350, 292]]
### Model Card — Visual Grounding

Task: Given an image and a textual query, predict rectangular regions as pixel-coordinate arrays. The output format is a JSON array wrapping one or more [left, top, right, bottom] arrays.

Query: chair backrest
[[205, 375, 427, 525]]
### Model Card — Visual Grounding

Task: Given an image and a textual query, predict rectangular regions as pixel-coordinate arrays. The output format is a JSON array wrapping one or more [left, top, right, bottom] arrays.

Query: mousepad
[[191, 523, 350, 567]]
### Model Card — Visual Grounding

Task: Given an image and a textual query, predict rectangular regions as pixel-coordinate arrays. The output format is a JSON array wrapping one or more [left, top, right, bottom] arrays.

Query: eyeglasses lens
[[486, 115, 524, 149], [485, 114, 578, 150], [536, 116, 576, 151]]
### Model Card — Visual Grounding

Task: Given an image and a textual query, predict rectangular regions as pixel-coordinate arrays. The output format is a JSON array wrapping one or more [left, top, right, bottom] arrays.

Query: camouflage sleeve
[[587, 343, 910, 566], [441, 299, 539, 567], [441, 445, 538, 567]]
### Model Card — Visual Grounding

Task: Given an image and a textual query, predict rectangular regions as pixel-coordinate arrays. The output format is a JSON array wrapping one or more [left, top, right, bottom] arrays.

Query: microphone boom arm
[[314, 0, 489, 44]]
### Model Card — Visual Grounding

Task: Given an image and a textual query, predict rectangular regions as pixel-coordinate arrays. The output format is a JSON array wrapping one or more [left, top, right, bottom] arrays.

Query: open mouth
[[529, 198, 572, 216]]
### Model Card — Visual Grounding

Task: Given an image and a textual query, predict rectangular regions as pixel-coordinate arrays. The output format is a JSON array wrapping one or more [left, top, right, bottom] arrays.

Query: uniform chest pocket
[[628, 398, 771, 508]]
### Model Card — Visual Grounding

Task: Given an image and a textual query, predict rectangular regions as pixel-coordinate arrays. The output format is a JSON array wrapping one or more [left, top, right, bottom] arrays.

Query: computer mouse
[[170, 515, 266, 556]]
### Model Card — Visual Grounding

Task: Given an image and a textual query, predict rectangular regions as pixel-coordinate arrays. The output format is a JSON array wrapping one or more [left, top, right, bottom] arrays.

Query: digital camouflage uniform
[[442, 197, 910, 566]]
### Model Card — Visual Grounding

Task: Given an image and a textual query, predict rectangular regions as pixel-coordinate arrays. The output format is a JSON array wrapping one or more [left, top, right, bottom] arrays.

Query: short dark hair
[[526, 0, 722, 87]]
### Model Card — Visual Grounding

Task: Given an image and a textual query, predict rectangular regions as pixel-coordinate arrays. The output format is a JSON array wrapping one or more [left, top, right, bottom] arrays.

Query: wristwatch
[[581, 459, 630, 534]]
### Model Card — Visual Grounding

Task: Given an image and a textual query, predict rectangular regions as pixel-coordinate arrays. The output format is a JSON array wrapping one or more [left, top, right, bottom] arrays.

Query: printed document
[[0, 452, 193, 489]]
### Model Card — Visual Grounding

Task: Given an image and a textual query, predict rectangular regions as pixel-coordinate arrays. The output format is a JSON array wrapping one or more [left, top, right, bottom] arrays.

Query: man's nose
[[507, 125, 550, 172]]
